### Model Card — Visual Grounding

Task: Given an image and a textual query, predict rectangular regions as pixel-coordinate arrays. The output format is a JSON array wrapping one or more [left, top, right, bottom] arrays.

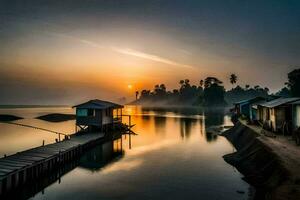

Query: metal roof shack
[[257, 97, 300, 133], [233, 96, 267, 105], [288, 100, 300, 105], [233, 96, 268, 119], [258, 97, 300, 108]]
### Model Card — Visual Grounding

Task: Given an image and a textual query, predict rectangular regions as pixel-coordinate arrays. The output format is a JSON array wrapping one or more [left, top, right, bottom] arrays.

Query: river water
[[0, 106, 251, 200]]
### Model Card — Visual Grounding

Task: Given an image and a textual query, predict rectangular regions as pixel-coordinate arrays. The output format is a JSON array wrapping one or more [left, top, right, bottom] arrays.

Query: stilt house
[[73, 99, 124, 132]]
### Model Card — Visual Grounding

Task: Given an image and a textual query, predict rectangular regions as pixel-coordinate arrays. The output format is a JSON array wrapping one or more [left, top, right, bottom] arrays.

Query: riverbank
[[222, 121, 300, 200]]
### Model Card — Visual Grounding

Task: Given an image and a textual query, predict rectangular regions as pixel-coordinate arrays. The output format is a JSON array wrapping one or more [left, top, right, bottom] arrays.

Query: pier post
[[0, 180, 2, 196]]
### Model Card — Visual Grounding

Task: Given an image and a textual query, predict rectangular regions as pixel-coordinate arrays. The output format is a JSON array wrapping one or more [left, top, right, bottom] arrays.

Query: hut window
[[77, 109, 88, 117]]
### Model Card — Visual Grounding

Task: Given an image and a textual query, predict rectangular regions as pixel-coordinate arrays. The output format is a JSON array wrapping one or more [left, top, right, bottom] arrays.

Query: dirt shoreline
[[222, 122, 300, 200]]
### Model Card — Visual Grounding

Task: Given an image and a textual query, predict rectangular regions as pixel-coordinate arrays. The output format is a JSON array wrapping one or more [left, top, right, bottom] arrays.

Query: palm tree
[[199, 80, 204, 88], [179, 80, 184, 87], [135, 91, 139, 100], [264, 87, 270, 93], [229, 74, 238, 87]]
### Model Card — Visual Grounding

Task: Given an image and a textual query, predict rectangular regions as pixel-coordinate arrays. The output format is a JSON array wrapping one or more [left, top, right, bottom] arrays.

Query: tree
[[276, 87, 291, 97], [286, 68, 300, 97], [199, 80, 204, 88], [160, 84, 166, 92], [179, 80, 184, 87], [140, 90, 150, 99], [203, 77, 226, 106], [204, 77, 223, 88], [229, 74, 238, 87], [245, 84, 250, 90], [254, 85, 260, 90], [135, 91, 139, 100], [264, 87, 270, 94], [184, 79, 190, 87]]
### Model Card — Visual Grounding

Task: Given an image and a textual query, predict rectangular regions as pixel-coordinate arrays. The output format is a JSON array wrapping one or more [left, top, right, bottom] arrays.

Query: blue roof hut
[[233, 97, 267, 119], [73, 99, 124, 132]]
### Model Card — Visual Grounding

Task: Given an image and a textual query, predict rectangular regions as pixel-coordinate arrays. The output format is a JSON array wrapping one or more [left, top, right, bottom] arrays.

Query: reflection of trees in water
[[154, 116, 167, 133], [142, 115, 151, 121], [204, 108, 226, 142], [180, 118, 198, 139], [141, 108, 167, 133], [205, 132, 218, 142], [141, 106, 204, 116], [204, 108, 225, 127]]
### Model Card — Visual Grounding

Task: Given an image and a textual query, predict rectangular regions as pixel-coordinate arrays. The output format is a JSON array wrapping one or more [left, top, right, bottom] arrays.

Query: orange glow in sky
[[0, 1, 298, 104]]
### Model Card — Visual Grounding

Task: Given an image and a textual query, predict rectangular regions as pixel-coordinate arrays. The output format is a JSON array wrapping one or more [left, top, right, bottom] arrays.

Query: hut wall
[[95, 110, 103, 124], [102, 109, 113, 125], [257, 106, 263, 121], [292, 105, 300, 131], [76, 109, 102, 126], [241, 103, 250, 117], [261, 107, 269, 122], [270, 108, 276, 131], [250, 107, 257, 121], [274, 107, 286, 131]]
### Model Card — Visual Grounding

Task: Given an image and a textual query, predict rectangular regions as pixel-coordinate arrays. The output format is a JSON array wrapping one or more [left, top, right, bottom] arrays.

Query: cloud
[[46, 31, 194, 69], [111, 47, 194, 69]]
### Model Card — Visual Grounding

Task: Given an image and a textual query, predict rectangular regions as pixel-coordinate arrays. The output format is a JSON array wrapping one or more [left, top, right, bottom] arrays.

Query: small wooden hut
[[233, 97, 267, 119], [73, 99, 124, 132], [257, 97, 300, 132]]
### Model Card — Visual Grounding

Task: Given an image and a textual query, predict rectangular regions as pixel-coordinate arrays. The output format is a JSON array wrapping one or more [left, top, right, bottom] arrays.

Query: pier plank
[[0, 133, 104, 181]]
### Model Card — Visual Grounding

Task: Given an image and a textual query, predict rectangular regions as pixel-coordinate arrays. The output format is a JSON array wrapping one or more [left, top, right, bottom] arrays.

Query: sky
[[0, 0, 300, 105]]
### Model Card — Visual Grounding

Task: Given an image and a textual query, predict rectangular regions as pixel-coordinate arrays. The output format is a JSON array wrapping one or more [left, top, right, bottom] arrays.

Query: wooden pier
[[0, 132, 105, 197]]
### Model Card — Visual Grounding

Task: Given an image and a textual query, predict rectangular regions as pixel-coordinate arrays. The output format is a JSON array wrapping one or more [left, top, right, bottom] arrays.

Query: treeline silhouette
[[133, 68, 300, 106], [134, 77, 226, 106]]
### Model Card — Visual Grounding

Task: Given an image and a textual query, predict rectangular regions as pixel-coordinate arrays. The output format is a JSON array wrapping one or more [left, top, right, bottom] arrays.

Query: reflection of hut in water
[[79, 138, 123, 171], [154, 116, 167, 133], [2, 137, 124, 200]]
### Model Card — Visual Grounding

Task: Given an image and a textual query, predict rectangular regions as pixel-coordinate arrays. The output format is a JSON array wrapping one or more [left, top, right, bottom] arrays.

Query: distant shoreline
[[0, 105, 71, 109], [127, 103, 230, 109]]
